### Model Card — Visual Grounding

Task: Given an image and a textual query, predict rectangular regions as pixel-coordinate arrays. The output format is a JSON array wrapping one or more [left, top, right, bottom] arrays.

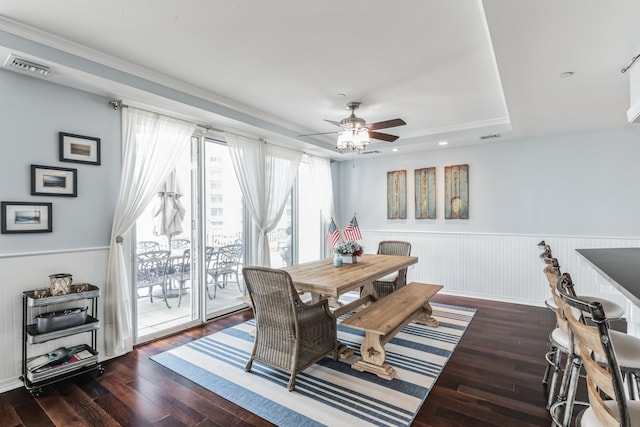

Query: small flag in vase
[[325, 217, 342, 249], [343, 214, 363, 241]]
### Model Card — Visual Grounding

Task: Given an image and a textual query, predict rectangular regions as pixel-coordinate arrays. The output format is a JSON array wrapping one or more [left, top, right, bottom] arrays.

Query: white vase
[[340, 255, 357, 264]]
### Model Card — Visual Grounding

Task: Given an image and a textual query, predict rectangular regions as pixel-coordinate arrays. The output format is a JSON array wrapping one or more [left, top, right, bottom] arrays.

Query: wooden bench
[[340, 282, 443, 380]]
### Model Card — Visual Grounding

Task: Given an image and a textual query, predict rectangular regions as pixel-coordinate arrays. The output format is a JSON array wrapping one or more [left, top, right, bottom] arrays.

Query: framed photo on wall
[[414, 167, 436, 219], [59, 132, 101, 165], [1, 202, 53, 234], [387, 170, 407, 219], [31, 165, 77, 197], [444, 164, 469, 219]]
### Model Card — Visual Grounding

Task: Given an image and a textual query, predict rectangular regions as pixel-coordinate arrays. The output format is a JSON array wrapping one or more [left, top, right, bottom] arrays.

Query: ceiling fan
[[299, 102, 406, 142]]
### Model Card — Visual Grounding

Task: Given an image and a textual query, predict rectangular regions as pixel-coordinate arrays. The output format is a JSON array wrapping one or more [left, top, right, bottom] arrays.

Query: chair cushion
[[579, 399, 640, 426], [577, 295, 625, 321], [554, 327, 640, 371], [609, 330, 640, 371], [375, 272, 398, 283], [550, 328, 571, 353], [545, 296, 557, 311]]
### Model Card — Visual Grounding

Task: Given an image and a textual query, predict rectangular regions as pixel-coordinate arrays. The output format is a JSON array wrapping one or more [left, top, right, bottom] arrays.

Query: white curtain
[[308, 155, 336, 222], [226, 133, 302, 266], [105, 107, 195, 356]]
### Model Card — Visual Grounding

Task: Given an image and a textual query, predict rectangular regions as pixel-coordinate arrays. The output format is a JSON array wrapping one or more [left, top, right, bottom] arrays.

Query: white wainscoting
[[2, 235, 639, 392], [0, 248, 108, 393], [360, 231, 640, 309]]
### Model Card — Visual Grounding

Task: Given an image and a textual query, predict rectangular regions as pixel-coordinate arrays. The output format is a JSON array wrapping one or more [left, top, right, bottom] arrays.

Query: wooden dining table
[[283, 253, 440, 359], [283, 254, 415, 310]]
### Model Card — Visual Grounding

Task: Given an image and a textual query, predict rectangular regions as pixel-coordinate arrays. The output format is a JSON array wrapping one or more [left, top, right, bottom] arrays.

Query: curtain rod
[[108, 99, 269, 144], [621, 54, 640, 73], [108, 99, 224, 133]]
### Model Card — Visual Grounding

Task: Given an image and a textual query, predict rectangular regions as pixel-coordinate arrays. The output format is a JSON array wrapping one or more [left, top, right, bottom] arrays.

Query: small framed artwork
[[387, 170, 407, 219], [31, 165, 77, 197], [415, 167, 436, 219], [1, 202, 53, 234], [444, 164, 469, 219], [59, 132, 101, 165]]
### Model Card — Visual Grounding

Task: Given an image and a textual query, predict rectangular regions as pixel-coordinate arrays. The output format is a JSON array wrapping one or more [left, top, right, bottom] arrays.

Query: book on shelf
[[27, 345, 93, 372]]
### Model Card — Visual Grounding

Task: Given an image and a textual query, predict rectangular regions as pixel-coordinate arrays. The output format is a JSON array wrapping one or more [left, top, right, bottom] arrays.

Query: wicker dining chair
[[242, 266, 339, 391], [370, 240, 412, 299]]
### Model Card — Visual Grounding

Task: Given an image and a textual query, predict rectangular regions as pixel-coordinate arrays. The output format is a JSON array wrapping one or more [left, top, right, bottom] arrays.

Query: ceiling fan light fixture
[[337, 128, 370, 152]]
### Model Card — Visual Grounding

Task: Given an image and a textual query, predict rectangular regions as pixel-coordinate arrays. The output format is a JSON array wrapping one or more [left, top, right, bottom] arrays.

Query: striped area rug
[[151, 302, 475, 427]]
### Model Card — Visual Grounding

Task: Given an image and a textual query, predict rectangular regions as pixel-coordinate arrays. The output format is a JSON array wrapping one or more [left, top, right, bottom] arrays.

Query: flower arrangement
[[334, 240, 363, 256]]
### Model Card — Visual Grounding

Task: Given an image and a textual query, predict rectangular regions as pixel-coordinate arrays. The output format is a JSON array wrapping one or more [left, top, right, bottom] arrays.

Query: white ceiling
[[1, 0, 639, 160]]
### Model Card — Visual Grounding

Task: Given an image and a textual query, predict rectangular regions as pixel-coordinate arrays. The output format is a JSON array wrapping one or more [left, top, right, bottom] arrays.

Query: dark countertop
[[576, 248, 640, 308]]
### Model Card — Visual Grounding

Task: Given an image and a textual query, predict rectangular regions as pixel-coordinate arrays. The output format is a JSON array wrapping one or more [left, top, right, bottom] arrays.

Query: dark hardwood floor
[[1, 295, 562, 426]]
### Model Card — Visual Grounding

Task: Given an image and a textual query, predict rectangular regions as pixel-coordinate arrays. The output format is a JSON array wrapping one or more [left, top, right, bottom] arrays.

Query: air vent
[[360, 150, 381, 155], [480, 133, 501, 141], [4, 54, 50, 76]]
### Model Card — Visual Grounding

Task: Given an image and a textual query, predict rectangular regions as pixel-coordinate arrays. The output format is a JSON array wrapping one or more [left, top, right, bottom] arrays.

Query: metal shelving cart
[[21, 284, 104, 396]]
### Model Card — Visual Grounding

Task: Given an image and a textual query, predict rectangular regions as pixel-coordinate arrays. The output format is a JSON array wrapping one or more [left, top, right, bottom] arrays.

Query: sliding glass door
[[132, 138, 326, 342], [135, 140, 199, 341], [203, 138, 247, 318]]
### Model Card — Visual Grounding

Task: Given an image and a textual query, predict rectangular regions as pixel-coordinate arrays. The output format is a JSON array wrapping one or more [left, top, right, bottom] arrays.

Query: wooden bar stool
[[559, 276, 640, 426], [551, 273, 640, 426], [539, 255, 626, 420]]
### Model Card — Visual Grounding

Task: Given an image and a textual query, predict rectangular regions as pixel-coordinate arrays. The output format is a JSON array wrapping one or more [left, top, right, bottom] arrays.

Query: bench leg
[[351, 332, 397, 380], [413, 301, 439, 327]]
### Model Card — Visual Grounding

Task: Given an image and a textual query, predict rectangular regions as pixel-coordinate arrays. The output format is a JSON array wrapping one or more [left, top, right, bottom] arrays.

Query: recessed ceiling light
[[391, 148, 399, 152], [560, 71, 575, 78], [438, 141, 448, 146]]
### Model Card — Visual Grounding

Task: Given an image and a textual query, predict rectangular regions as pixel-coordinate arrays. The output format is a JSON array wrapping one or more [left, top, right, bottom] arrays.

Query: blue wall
[[0, 69, 120, 253], [338, 128, 640, 238]]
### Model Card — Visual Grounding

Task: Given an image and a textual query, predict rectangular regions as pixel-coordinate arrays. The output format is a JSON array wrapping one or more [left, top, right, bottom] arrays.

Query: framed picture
[[415, 167, 436, 219], [444, 164, 469, 219], [387, 170, 407, 219], [31, 165, 77, 197], [59, 132, 101, 165], [1, 202, 52, 234]]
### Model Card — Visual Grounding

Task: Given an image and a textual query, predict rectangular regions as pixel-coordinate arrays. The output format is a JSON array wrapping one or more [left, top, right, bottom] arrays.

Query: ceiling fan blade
[[324, 119, 347, 128], [367, 118, 406, 131], [298, 130, 340, 137], [369, 131, 399, 142]]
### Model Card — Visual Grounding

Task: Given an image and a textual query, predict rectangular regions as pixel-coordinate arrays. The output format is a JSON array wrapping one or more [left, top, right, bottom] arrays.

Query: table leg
[[413, 300, 439, 327], [328, 296, 344, 309], [351, 332, 396, 380], [359, 281, 378, 303]]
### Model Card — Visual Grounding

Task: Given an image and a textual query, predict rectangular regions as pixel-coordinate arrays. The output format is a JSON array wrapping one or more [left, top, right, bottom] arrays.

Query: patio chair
[[370, 241, 412, 299], [170, 238, 190, 251], [137, 240, 160, 253], [242, 266, 338, 391], [166, 248, 190, 307], [216, 243, 243, 292], [204, 246, 219, 299], [136, 250, 171, 309]]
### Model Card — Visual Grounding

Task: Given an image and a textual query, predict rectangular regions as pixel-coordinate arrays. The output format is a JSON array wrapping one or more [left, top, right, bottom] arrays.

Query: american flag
[[325, 217, 342, 249], [343, 214, 363, 241]]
